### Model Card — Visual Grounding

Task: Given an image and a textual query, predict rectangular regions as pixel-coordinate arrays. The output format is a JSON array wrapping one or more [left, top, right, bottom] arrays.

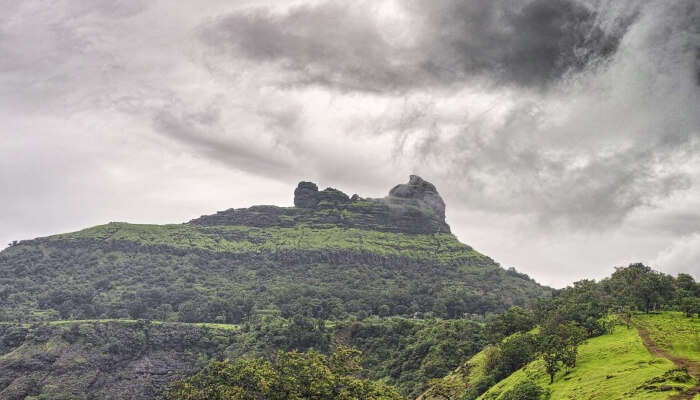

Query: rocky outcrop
[[294, 182, 351, 208], [387, 175, 446, 220], [293, 182, 320, 208], [192, 175, 450, 234]]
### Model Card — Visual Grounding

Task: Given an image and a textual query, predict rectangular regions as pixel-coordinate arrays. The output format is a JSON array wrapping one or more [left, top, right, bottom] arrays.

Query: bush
[[501, 380, 546, 400]]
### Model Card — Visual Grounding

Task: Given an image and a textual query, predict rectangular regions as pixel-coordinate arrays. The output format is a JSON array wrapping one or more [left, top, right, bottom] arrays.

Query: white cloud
[[653, 234, 700, 277]]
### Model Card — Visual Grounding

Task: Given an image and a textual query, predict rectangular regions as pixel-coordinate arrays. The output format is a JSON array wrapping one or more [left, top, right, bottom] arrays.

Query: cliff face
[[191, 175, 451, 234], [0, 321, 239, 400]]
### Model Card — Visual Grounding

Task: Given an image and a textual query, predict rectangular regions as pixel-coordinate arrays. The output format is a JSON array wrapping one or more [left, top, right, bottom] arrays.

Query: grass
[[634, 312, 700, 362], [50, 221, 489, 265], [478, 319, 696, 399], [10, 319, 243, 331]]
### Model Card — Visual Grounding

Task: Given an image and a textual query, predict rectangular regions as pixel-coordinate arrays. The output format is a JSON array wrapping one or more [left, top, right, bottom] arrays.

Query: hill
[[478, 313, 698, 400], [0, 175, 548, 324], [423, 312, 699, 400]]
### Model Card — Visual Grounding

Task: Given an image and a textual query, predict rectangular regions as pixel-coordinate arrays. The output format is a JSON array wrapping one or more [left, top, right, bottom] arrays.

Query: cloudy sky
[[1, 0, 698, 287]]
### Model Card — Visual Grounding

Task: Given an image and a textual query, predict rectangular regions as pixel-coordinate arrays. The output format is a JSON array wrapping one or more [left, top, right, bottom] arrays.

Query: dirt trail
[[633, 321, 700, 400]]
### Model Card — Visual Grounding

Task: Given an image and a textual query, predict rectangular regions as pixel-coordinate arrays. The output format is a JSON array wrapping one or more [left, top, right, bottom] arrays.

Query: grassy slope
[[1, 217, 549, 323], [478, 318, 696, 399], [51, 222, 488, 264], [634, 312, 700, 362]]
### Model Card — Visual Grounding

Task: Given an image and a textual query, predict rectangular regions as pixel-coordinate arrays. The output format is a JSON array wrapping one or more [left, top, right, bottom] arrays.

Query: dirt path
[[633, 321, 700, 400]]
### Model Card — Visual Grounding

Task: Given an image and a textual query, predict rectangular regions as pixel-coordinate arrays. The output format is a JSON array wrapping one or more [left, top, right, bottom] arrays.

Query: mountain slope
[[0, 320, 240, 400], [0, 176, 548, 324], [423, 312, 699, 400]]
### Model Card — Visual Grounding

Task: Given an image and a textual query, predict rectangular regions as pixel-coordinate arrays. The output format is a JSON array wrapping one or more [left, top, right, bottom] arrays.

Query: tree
[[496, 332, 538, 379], [680, 296, 700, 317], [485, 306, 534, 343], [501, 380, 546, 400], [425, 376, 465, 400], [167, 347, 405, 400], [538, 321, 586, 383], [608, 263, 674, 313]]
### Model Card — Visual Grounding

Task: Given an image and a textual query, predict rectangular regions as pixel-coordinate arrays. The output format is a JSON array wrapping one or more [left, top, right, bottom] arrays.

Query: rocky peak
[[387, 175, 446, 220], [294, 182, 351, 208], [292, 175, 447, 225], [293, 181, 319, 208], [194, 176, 450, 234]]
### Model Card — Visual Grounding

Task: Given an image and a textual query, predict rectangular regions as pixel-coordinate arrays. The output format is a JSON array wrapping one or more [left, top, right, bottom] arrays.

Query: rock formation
[[387, 175, 446, 220], [193, 175, 450, 234]]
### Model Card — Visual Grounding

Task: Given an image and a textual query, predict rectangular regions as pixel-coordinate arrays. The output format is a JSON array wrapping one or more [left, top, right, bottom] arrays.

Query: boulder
[[294, 182, 319, 208], [388, 175, 446, 220], [316, 187, 350, 207]]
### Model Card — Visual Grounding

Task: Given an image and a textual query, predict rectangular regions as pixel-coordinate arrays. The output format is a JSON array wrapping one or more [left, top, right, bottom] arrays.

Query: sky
[[1, 0, 699, 288]]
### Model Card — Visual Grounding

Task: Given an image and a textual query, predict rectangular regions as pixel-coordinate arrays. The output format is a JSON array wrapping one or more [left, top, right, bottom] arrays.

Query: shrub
[[501, 380, 546, 400]]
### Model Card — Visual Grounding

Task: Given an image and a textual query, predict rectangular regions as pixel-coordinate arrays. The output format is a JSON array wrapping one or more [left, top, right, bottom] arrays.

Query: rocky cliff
[[191, 175, 451, 234]]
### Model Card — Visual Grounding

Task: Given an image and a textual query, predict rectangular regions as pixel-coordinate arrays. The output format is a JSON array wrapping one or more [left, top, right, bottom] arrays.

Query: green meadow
[[634, 312, 700, 362], [478, 315, 696, 399]]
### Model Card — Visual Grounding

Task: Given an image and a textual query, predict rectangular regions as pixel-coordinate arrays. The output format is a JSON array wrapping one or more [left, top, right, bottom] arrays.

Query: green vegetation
[[0, 218, 547, 324], [634, 312, 700, 361], [0, 319, 242, 399], [167, 347, 404, 400], [425, 264, 700, 399], [341, 317, 486, 397], [53, 222, 485, 264], [0, 316, 488, 399], [0, 190, 550, 399], [478, 321, 695, 399]]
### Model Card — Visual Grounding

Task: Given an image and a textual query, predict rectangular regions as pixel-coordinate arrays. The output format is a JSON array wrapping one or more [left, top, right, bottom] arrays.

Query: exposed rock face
[[294, 182, 351, 208], [293, 181, 319, 208], [0, 322, 238, 400], [194, 175, 450, 234], [387, 175, 446, 220]]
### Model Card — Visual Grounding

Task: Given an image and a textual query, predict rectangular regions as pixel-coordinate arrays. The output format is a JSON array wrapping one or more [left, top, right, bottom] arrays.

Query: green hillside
[[423, 264, 700, 400], [0, 177, 548, 324], [478, 316, 696, 400], [634, 312, 700, 362], [423, 313, 699, 400]]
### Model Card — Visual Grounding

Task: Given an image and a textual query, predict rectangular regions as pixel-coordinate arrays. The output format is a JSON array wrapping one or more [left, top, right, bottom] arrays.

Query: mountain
[[0, 175, 549, 324], [0, 175, 552, 398]]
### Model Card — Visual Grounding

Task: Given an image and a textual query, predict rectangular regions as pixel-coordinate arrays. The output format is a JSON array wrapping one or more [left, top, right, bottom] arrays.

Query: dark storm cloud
[[412, 0, 633, 88], [152, 107, 295, 178], [201, 0, 630, 91]]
